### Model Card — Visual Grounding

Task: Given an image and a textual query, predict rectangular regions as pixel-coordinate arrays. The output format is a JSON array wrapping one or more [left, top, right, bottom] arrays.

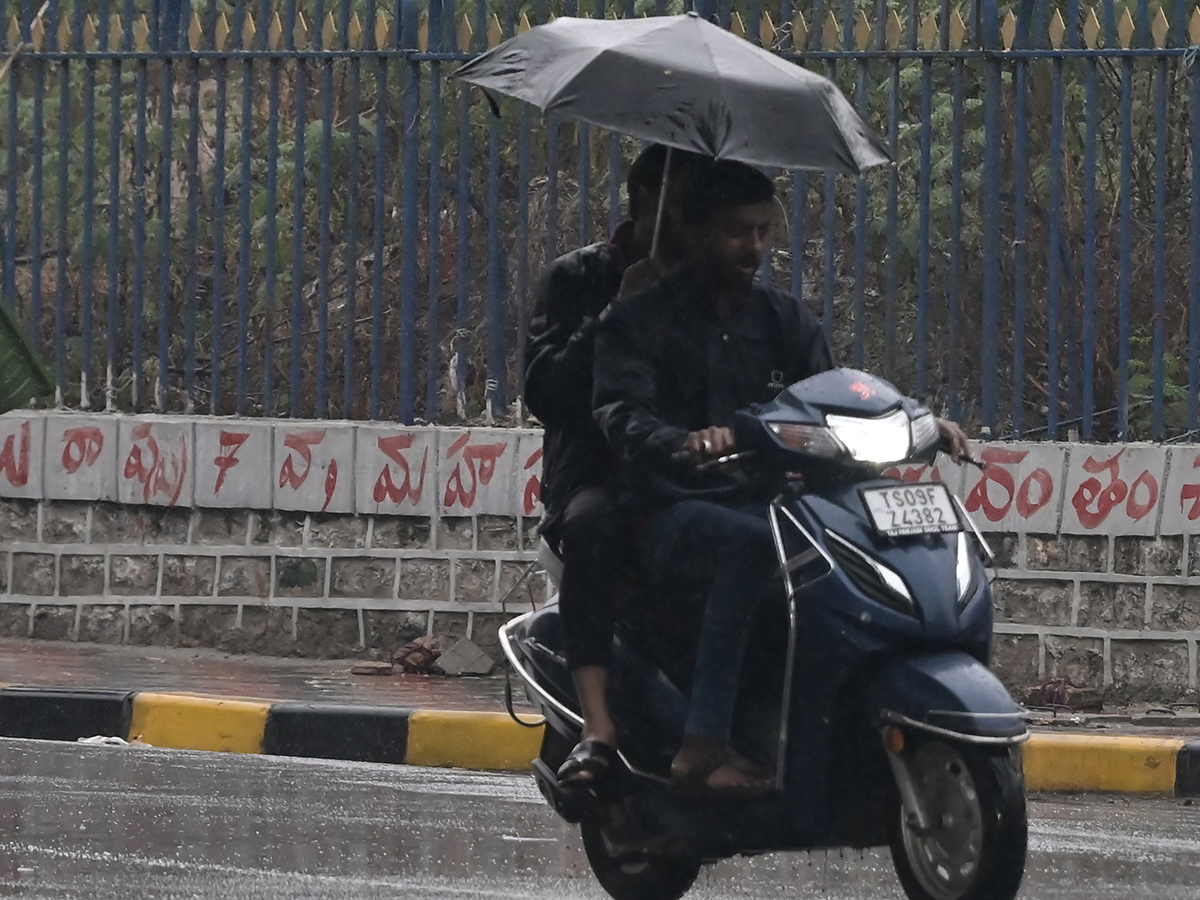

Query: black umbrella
[[453, 11, 891, 175]]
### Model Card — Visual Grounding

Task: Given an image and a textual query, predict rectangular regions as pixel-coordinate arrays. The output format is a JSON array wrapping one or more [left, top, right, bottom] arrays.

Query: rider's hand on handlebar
[[936, 418, 974, 465], [685, 427, 736, 460]]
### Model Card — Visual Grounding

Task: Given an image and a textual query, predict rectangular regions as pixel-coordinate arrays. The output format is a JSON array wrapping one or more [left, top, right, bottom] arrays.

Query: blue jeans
[[641, 500, 777, 741]]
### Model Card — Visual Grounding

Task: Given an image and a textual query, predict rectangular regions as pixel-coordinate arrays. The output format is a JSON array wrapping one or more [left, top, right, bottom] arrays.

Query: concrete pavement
[[0, 638, 1197, 794]]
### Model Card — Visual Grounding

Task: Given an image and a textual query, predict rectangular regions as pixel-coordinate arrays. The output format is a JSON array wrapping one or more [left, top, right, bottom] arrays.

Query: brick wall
[[0, 412, 1195, 702]]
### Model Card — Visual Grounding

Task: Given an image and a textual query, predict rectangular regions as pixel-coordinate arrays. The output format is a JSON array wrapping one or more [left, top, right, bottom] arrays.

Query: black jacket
[[593, 266, 833, 508], [524, 233, 630, 543]]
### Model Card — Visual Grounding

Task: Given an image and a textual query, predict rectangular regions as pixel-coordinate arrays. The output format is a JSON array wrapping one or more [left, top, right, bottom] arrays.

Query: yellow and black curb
[[0, 684, 1196, 795]]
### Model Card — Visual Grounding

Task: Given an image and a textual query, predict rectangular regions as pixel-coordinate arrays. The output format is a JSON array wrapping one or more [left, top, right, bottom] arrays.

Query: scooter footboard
[[867, 651, 1028, 744]]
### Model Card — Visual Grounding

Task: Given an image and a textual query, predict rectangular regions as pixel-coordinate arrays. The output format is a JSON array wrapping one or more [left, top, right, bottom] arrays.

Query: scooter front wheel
[[890, 741, 1027, 900], [581, 818, 700, 900]]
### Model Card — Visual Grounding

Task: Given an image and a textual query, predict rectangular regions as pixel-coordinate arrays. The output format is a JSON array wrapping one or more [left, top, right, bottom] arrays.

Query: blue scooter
[[500, 368, 1028, 900]]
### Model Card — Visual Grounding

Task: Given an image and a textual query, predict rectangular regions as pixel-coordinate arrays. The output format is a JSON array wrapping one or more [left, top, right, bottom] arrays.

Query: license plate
[[861, 483, 961, 537]]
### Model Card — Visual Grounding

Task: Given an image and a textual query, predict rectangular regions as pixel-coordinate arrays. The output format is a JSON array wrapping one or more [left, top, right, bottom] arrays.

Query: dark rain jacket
[[524, 227, 633, 544], [592, 265, 833, 509]]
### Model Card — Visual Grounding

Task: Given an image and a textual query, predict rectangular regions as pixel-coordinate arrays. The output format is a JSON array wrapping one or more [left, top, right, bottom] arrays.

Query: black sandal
[[557, 738, 619, 785], [671, 745, 774, 800]]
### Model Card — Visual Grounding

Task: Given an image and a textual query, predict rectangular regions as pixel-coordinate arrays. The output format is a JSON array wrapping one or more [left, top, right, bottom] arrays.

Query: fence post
[[399, 0, 420, 423]]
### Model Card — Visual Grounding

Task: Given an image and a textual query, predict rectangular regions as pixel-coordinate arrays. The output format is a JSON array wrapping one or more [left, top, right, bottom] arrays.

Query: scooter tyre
[[581, 819, 700, 900], [889, 742, 1027, 900]]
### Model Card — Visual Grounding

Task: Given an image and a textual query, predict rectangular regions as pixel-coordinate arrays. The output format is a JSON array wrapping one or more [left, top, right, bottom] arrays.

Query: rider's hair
[[626, 144, 708, 221], [683, 159, 775, 225]]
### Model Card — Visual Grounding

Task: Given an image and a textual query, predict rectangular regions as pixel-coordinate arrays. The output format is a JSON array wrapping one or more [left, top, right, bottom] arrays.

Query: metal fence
[[1, 0, 1199, 441]]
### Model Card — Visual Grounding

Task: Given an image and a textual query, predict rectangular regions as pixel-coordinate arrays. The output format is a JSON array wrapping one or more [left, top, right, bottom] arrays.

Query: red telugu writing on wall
[[1070, 449, 1159, 529], [1179, 453, 1200, 522], [123, 424, 188, 505], [523, 447, 543, 515], [278, 430, 337, 512], [443, 432, 508, 510], [881, 462, 943, 484], [373, 434, 429, 506], [0, 422, 31, 487], [214, 430, 249, 494], [61, 426, 103, 474], [965, 447, 1056, 522]]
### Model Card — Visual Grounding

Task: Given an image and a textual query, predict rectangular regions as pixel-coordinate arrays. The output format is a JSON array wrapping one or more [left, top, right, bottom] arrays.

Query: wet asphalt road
[[0, 738, 1195, 899]]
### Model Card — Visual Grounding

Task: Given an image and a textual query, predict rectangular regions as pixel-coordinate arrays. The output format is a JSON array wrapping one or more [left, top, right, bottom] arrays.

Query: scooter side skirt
[[866, 651, 1028, 743]]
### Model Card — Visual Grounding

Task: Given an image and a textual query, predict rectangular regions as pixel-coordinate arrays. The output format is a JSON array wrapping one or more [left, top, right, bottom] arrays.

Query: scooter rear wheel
[[889, 741, 1027, 900], [581, 819, 700, 900]]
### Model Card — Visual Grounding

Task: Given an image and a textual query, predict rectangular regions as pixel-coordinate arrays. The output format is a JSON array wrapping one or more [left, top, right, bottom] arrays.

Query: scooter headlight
[[767, 422, 846, 459], [825, 410, 912, 465]]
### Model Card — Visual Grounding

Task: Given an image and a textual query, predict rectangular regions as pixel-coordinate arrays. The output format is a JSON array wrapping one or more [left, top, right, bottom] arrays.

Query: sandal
[[670, 741, 774, 800], [557, 737, 619, 785]]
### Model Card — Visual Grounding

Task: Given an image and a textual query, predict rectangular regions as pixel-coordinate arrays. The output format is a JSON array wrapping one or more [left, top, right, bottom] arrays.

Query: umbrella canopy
[[453, 12, 891, 174]]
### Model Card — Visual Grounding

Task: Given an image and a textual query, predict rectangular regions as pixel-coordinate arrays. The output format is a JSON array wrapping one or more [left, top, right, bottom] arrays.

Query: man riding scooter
[[593, 159, 972, 797]]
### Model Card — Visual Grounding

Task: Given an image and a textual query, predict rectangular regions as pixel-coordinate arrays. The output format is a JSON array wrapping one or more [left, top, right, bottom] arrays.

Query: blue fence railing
[[1, 0, 1199, 442]]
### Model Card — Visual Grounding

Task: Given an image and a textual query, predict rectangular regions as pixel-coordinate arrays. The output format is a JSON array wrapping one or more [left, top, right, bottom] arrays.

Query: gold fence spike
[[949, 8, 966, 48], [83, 14, 99, 50], [730, 11, 745, 38], [920, 12, 938, 49], [761, 12, 775, 49], [855, 10, 872, 50], [1152, 6, 1169, 47], [1082, 7, 1100, 48], [487, 12, 502, 47], [1048, 9, 1065, 48], [792, 11, 808, 49], [131, 14, 148, 51], [376, 11, 391, 48], [822, 10, 839, 48], [187, 11, 201, 50], [322, 11, 335, 48], [29, 16, 43, 49], [109, 13, 123, 50], [294, 11, 308, 48], [1001, 9, 1016, 49], [56, 15, 70, 50], [1117, 7, 1134, 47], [1191, 6, 1200, 43], [348, 12, 363, 48], [518, 13, 531, 32], [241, 11, 256, 49], [215, 12, 229, 50], [457, 13, 471, 52], [418, 11, 428, 51], [6, 16, 18, 50], [885, 9, 902, 49], [268, 12, 282, 49]]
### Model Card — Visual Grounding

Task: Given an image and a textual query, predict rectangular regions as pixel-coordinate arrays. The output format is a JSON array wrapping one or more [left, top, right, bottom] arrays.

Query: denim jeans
[[641, 499, 777, 741]]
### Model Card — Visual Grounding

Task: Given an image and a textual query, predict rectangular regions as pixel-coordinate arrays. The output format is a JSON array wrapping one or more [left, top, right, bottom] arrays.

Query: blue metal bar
[[1152, 56, 1168, 439], [981, 56, 1002, 433], [1117, 56, 1133, 439], [486, 65, 505, 418], [343, 15, 363, 419], [455, 63, 470, 420], [578, 125, 590, 247], [947, 54, 964, 423], [607, 133, 620, 238], [30, 26, 45, 360], [132, 32, 148, 408], [852, 61, 868, 370], [315, 0, 334, 418], [884, 55, 899, 381], [54, 43, 68, 405], [1012, 58, 1028, 436], [400, 0, 421, 423], [183, 50, 202, 412], [234, 0, 251, 414], [1193, 57, 1200, 434], [547, 115, 560, 266], [369, 0, 388, 420], [1047, 54, 1063, 439], [105, 45, 121, 410], [790, 172, 805, 303], [157, 57, 175, 412], [261, 1, 281, 417], [517, 103, 533, 415], [2, 52, 16, 310], [916, 54, 933, 400], [1082, 54, 1098, 439], [289, 32, 308, 418], [80, 32, 98, 408], [211, 42, 229, 413], [421, 0, 444, 422]]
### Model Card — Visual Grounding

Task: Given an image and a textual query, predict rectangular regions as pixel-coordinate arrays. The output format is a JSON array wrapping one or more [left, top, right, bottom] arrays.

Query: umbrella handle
[[649, 146, 673, 261]]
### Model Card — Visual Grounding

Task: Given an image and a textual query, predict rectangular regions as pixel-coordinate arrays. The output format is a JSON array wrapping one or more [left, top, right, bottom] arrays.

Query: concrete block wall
[[0, 411, 1195, 701]]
